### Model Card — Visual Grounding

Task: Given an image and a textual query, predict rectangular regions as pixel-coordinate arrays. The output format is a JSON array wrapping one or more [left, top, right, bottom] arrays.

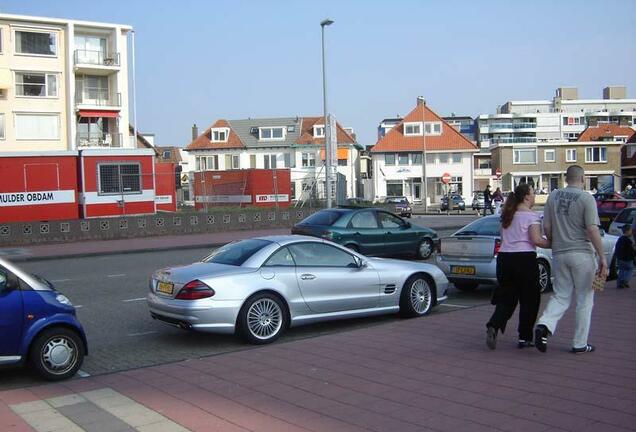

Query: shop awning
[[320, 148, 349, 160], [77, 110, 120, 118]]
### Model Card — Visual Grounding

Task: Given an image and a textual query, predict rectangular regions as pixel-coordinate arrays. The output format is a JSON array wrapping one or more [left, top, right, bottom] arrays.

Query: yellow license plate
[[600, 217, 610, 221], [157, 281, 174, 295], [451, 266, 476, 275]]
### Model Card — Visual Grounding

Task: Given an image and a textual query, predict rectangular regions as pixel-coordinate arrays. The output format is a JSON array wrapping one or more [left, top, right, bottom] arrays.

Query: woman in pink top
[[486, 183, 551, 350]]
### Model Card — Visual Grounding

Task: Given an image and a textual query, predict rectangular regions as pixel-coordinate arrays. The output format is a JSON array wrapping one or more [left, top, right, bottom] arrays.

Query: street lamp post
[[418, 96, 428, 213], [321, 18, 334, 208]]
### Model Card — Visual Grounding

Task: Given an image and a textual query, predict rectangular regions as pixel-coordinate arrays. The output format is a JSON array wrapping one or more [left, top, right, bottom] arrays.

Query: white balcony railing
[[76, 89, 121, 107], [77, 132, 123, 148], [74, 49, 120, 67]]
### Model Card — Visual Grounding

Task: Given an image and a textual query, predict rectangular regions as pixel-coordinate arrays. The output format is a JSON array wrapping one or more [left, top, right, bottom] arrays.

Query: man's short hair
[[565, 165, 585, 183], [622, 224, 632, 234]]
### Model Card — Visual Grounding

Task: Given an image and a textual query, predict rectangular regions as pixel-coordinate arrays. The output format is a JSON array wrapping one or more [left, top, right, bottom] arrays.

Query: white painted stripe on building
[[155, 194, 173, 204], [0, 190, 75, 207], [81, 189, 155, 205]]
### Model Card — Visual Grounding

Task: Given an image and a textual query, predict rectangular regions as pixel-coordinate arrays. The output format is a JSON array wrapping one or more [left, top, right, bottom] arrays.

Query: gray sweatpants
[[537, 251, 596, 349]]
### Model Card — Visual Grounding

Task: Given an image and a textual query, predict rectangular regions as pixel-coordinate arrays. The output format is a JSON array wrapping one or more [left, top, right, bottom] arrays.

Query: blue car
[[0, 257, 87, 381]]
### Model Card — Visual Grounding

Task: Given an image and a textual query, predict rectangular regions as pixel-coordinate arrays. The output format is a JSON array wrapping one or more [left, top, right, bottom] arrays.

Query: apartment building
[[478, 86, 636, 148], [185, 116, 362, 200], [0, 13, 132, 152], [490, 125, 631, 192], [371, 98, 479, 204]]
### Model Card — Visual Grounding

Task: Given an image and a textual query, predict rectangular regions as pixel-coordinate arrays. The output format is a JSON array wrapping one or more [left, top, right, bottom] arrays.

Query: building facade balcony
[[76, 90, 121, 109], [492, 136, 538, 144], [76, 132, 123, 148], [74, 49, 121, 75]]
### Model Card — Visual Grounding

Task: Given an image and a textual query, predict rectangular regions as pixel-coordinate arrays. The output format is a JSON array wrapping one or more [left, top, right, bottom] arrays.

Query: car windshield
[[456, 217, 501, 236], [301, 210, 345, 226], [202, 239, 271, 266]]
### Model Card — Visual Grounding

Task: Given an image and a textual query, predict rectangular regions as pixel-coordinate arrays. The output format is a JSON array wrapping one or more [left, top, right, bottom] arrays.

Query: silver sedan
[[147, 235, 448, 344], [436, 215, 618, 293]]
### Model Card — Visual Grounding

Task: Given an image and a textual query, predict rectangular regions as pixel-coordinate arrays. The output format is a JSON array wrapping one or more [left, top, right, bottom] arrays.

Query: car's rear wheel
[[537, 259, 552, 293], [238, 293, 287, 344], [417, 238, 434, 260], [454, 281, 478, 292], [400, 274, 434, 318], [29, 327, 84, 381]]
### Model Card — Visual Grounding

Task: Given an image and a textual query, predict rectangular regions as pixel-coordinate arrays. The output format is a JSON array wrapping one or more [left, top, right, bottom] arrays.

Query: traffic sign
[[441, 173, 451, 184], [495, 168, 502, 179]]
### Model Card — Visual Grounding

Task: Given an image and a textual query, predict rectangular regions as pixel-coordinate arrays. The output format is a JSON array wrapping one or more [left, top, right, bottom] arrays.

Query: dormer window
[[211, 127, 229, 142], [259, 126, 285, 141], [424, 122, 443, 135], [404, 122, 422, 136], [313, 125, 325, 138]]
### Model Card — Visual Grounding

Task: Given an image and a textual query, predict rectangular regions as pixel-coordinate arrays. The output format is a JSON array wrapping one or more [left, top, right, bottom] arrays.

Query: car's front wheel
[[417, 238, 434, 260], [537, 259, 552, 293], [29, 327, 85, 381], [238, 293, 288, 344], [400, 274, 435, 317]]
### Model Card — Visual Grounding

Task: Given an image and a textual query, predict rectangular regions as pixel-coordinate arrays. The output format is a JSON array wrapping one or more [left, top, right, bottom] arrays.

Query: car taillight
[[321, 230, 335, 240], [494, 239, 501, 256], [175, 280, 215, 300]]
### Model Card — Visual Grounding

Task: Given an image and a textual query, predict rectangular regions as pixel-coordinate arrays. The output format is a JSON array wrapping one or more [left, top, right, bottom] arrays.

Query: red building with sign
[[194, 169, 291, 209]]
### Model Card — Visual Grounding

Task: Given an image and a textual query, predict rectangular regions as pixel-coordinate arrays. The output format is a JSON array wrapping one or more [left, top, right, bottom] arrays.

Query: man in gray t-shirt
[[535, 165, 608, 354]]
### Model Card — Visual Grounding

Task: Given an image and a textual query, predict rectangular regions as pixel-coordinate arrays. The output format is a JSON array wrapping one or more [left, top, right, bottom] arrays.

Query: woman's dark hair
[[501, 184, 532, 229]]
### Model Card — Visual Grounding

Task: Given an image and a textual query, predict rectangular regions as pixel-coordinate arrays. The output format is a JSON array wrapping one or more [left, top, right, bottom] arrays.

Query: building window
[[386, 181, 403, 196], [451, 153, 462, 164], [424, 122, 442, 135], [626, 144, 636, 159], [264, 154, 277, 169], [98, 163, 141, 195], [565, 149, 577, 163], [544, 149, 556, 163], [338, 159, 347, 166], [162, 150, 171, 159], [74, 35, 107, 64], [438, 153, 450, 163], [585, 147, 607, 163], [563, 116, 585, 126], [211, 128, 228, 142], [0, 114, 4, 139], [404, 122, 422, 136], [250, 154, 256, 168], [195, 155, 218, 170], [410, 153, 422, 164], [426, 154, 435, 164], [291, 182, 296, 200], [16, 72, 58, 97], [398, 154, 409, 165], [385, 154, 396, 165], [283, 153, 293, 168], [302, 152, 315, 167], [259, 127, 285, 140], [15, 113, 60, 140], [513, 148, 537, 164], [313, 125, 325, 138], [232, 155, 240, 169], [15, 30, 57, 56], [563, 132, 579, 141]]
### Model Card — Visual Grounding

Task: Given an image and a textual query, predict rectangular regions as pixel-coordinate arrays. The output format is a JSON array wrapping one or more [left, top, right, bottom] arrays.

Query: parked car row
[[3, 206, 618, 381]]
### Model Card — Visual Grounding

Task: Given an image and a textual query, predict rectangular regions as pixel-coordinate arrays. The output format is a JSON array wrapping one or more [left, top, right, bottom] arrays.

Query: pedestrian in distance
[[534, 165, 608, 354], [483, 185, 493, 216], [492, 187, 504, 215], [615, 224, 635, 289], [486, 184, 550, 350]]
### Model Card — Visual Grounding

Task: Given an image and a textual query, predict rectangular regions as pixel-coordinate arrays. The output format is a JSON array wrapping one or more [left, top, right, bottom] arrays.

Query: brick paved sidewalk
[[2, 283, 634, 432]]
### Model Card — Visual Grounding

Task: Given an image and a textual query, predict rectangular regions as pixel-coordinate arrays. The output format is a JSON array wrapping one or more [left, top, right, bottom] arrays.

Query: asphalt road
[[0, 224, 492, 389]]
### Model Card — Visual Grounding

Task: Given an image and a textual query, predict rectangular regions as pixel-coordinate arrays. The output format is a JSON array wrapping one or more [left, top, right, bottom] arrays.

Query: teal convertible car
[[291, 208, 439, 259]]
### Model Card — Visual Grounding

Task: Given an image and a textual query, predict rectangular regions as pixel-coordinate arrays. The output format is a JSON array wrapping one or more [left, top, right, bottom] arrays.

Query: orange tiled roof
[[296, 117, 356, 145], [185, 120, 245, 150], [370, 105, 478, 153], [577, 124, 636, 142]]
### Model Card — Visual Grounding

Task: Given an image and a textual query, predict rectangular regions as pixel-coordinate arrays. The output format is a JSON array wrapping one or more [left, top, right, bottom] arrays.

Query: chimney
[[416, 96, 426, 106], [191, 123, 198, 141]]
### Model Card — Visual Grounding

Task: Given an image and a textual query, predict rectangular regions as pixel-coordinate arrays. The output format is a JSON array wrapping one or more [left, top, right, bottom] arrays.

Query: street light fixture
[[321, 18, 334, 208]]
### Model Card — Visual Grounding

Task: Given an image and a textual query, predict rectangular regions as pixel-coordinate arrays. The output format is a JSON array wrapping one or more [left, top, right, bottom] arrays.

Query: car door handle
[[300, 274, 316, 280]]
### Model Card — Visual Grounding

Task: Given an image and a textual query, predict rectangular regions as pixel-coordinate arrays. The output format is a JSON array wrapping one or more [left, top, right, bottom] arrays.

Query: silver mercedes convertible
[[147, 235, 448, 344]]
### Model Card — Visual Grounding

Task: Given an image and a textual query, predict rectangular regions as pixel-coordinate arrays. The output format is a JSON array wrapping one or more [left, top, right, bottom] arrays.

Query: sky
[[3, 0, 636, 147]]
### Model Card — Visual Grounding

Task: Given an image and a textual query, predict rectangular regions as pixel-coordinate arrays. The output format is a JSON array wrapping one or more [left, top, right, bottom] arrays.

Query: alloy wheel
[[247, 298, 283, 340], [410, 279, 432, 314], [40, 336, 78, 376]]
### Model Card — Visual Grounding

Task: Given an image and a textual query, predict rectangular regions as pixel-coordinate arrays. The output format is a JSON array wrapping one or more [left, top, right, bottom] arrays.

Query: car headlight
[[56, 294, 73, 306], [406, 207, 411, 211]]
